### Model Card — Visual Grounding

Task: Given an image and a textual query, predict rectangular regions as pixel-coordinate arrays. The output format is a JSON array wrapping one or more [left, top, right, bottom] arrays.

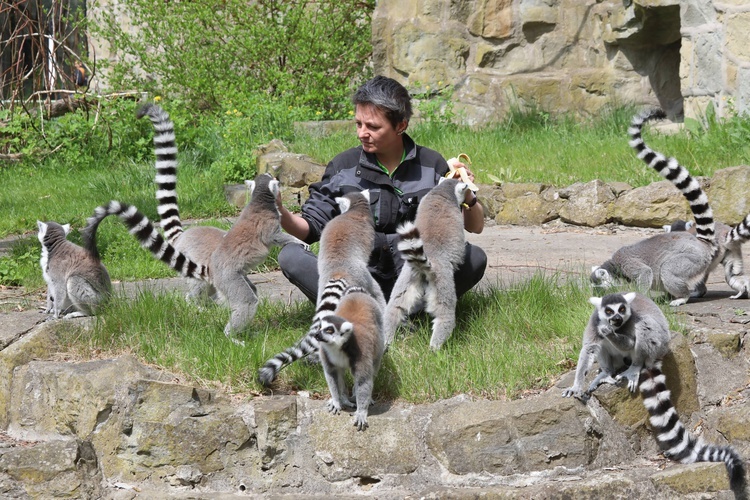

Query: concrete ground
[[1, 221, 747, 342]]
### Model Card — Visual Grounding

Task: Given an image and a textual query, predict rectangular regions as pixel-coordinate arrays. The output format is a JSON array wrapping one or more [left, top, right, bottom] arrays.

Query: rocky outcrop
[[372, 0, 750, 125], [0, 317, 747, 498]]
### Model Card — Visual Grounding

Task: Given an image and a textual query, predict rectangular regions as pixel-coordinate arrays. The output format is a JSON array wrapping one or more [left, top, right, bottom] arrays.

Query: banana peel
[[446, 153, 479, 192]]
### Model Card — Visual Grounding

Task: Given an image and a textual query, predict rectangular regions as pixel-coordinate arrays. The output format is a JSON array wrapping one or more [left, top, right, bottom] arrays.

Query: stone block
[[558, 180, 615, 227], [255, 396, 297, 470], [308, 403, 420, 481], [6, 356, 157, 442], [692, 32, 723, 94], [680, 0, 716, 28], [426, 391, 604, 474], [91, 380, 253, 482], [0, 322, 59, 429], [739, 67, 750, 116], [520, 0, 559, 26], [706, 166, 750, 225], [710, 404, 750, 443], [611, 180, 692, 228], [692, 340, 748, 407], [477, 0, 513, 39], [650, 461, 732, 495], [724, 10, 750, 62], [0, 438, 102, 498]]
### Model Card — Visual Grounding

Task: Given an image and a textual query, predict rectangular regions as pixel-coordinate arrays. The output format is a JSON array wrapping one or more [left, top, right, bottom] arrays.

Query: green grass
[[54, 272, 686, 403], [3, 105, 750, 288], [291, 106, 750, 188]]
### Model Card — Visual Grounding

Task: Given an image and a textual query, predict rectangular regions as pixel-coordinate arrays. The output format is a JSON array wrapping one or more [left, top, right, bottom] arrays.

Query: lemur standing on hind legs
[[383, 177, 470, 350]]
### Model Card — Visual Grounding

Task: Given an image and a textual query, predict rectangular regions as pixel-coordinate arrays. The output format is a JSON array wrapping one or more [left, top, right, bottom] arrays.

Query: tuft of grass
[[54, 271, 687, 403]]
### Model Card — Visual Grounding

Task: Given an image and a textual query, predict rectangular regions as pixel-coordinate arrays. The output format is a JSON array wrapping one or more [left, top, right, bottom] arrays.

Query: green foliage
[[91, 0, 375, 117], [0, 241, 39, 287]]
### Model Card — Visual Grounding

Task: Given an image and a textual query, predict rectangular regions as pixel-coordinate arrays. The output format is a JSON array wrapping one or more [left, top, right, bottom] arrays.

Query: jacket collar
[[359, 132, 417, 170]]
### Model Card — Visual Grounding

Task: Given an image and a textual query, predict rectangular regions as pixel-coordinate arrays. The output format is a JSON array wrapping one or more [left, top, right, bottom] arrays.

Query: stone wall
[[372, 0, 750, 125], [0, 319, 747, 498]]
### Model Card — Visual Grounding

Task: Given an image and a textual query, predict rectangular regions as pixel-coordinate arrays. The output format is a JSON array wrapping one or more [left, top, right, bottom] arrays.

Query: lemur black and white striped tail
[[728, 214, 750, 244], [397, 221, 430, 272], [629, 109, 716, 245], [137, 103, 183, 244], [639, 362, 747, 498], [257, 278, 356, 386], [82, 201, 208, 281]]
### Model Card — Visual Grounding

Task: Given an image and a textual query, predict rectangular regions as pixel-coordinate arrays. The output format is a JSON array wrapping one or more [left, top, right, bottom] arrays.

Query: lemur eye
[[618, 306, 626, 314], [324, 326, 334, 334], [605, 307, 613, 315]]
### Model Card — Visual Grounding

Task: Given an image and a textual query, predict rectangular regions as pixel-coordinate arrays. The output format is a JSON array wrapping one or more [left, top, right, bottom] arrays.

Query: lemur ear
[[623, 292, 637, 304], [588, 296, 602, 307], [335, 197, 351, 214]]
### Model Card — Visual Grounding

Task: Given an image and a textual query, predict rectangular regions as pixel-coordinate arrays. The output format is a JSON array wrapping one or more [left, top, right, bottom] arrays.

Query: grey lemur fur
[[258, 190, 386, 385], [138, 103, 226, 303], [38, 220, 111, 318], [314, 287, 385, 431], [83, 173, 306, 343], [562, 292, 747, 499], [383, 177, 469, 350], [665, 218, 750, 299], [591, 109, 720, 306]]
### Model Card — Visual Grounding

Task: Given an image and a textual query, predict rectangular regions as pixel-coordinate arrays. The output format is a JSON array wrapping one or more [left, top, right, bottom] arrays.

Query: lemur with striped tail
[[383, 177, 470, 350], [137, 103, 226, 303], [591, 109, 721, 306], [258, 191, 386, 392], [562, 292, 747, 499], [38, 220, 111, 319], [664, 217, 750, 299], [83, 173, 306, 343]]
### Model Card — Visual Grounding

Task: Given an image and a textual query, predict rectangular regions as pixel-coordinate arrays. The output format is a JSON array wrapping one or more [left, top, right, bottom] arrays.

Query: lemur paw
[[353, 413, 369, 431], [326, 400, 342, 414], [561, 386, 583, 399], [615, 369, 640, 393]]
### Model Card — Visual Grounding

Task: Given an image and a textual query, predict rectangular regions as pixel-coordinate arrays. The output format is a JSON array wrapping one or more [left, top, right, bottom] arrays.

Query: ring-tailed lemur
[[83, 173, 307, 343], [665, 218, 750, 299], [313, 286, 385, 430], [591, 109, 721, 306], [383, 177, 469, 350], [258, 191, 386, 385], [138, 103, 226, 303], [38, 220, 112, 319], [562, 292, 747, 498]]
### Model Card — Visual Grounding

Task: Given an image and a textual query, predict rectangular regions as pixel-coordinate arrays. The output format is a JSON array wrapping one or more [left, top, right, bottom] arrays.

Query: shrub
[[90, 0, 375, 117]]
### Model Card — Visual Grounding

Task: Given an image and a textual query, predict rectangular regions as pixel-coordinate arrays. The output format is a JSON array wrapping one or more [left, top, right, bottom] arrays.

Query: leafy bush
[[91, 0, 375, 117]]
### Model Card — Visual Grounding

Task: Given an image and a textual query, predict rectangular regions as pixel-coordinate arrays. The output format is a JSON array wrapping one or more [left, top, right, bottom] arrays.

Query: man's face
[[355, 103, 404, 155]]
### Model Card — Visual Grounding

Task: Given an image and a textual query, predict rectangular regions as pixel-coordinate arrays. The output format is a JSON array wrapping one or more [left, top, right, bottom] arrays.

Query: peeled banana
[[445, 153, 478, 192]]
